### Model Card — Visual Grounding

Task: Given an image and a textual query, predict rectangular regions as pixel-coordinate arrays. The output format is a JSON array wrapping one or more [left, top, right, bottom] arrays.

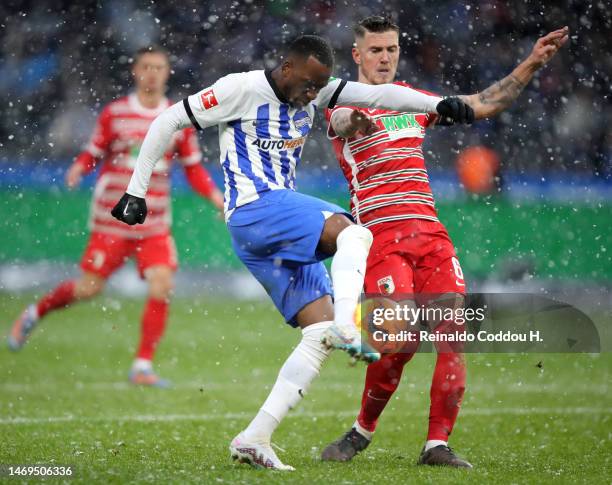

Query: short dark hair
[[133, 45, 169, 64], [287, 35, 334, 68], [353, 16, 400, 39]]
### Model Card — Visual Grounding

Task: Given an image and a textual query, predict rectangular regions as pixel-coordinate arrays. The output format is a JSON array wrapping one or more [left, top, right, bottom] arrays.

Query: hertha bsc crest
[[377, 275, 395, 295]]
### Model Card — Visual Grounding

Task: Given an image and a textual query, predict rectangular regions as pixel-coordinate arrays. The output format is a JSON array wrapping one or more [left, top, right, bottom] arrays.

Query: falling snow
[[0, 1, 611, 291]]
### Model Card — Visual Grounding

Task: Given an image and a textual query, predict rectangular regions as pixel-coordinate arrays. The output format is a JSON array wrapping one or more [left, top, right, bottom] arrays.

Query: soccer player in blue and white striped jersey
[[112, 35, 473, 470]]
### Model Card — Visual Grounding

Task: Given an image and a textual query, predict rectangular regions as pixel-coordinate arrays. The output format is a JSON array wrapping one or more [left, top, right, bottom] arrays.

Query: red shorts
[[364, 219, 466, 299], [80, 231, 178, 279]]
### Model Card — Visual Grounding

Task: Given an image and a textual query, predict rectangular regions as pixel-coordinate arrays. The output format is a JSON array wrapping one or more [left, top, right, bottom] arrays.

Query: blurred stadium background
[[1, 2, 611, 482], [1, 0, 611, 302]]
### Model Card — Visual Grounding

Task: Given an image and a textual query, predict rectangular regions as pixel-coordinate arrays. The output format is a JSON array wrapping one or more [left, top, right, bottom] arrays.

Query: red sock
[[357, 352, 415, 432], [136, 298, 169, 360], [36, 281, 76, 318], [427, 352, 466, 441]]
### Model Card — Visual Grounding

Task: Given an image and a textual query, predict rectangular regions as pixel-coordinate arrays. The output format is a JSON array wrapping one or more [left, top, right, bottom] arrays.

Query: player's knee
[[75, 276, 105, 299], [319, 214, 354, 254], [150, 281, 174, 301], [148, 272, 174, 300], [325, 213, 353, 232], [337, 224, 373, 251], [431, 292, 465, 310]]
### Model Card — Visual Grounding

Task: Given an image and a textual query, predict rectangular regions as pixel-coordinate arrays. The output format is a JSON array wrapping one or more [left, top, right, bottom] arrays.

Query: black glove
[[436, 97, 475, 126], [111, 193, 147, 225]]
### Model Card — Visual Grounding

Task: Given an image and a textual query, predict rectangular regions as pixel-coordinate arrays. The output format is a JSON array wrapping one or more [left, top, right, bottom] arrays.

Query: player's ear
[[281, 59, 294, 78], [352, 47, 360, 65]]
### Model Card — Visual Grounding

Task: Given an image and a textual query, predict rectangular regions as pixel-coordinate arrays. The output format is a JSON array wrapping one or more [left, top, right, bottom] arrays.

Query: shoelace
[[429, 445, 455, 456]]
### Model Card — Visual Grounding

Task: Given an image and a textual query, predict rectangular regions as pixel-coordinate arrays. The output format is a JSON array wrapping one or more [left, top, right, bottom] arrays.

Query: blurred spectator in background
[[0, 0, 610, 180], [456, 145, 501, 194]]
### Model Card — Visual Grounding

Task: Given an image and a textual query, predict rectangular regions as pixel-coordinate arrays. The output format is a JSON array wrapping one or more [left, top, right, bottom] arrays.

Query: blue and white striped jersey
[[184, 70, 343, 217], [126, 69, 442, 216]]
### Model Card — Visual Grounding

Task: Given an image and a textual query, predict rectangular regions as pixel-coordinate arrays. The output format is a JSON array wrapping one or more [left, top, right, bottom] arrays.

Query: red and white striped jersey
[[325, 82, 438, 229], [78, 94, 202, 239]]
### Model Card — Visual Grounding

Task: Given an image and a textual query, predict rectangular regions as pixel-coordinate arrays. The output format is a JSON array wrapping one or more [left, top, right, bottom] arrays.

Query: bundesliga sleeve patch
[[200, 89, 219, 110]]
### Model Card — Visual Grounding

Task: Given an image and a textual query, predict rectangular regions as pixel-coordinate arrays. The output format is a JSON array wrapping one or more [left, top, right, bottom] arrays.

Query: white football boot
[[229, 432, 295, 471], [321, 324, 380, 363]]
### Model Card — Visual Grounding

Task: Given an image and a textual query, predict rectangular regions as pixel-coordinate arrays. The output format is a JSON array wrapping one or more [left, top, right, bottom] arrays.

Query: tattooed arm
[[459, 27, 569, 120]]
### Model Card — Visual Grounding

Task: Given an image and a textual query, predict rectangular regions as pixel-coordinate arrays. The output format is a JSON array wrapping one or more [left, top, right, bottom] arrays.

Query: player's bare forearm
[[460, 26, 569, 120], [460, 69, 530, 119]]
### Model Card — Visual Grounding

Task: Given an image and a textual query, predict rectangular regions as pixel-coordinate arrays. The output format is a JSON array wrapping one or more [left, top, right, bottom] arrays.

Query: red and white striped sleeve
[[74, 105, 113, 173]]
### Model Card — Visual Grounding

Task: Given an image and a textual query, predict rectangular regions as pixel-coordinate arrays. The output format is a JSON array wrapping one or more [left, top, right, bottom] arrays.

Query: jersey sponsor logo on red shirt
[[377, 275, 395, 295], [378, 113, 424, 140], [200, 89, 219, 110]]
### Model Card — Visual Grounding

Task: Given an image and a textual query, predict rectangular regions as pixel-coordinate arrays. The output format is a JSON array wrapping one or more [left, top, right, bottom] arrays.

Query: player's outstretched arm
[[336, 81, 442, 114], [111, 102, 191, 225], [460, 26, 569, 120], [329, 81, 474, 125], [126, 102, 191, 198], [112, 73, 247, 225], [67, 107, 112, 189]]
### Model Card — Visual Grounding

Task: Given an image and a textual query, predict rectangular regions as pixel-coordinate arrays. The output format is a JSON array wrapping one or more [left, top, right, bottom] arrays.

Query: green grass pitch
[[1, 294, 610, 483]]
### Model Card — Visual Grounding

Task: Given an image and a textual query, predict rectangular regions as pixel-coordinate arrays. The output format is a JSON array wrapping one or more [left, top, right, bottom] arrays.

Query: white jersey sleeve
[[183, 72, 249, 130], [126, 101, 191, 198], [316, 78, 443, 114], [126, 73, 250, 198]]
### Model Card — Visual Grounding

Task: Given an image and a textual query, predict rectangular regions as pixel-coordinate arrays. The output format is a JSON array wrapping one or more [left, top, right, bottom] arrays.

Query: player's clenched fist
[[436, 97, 475, 126], [111, 193, 147, 225]]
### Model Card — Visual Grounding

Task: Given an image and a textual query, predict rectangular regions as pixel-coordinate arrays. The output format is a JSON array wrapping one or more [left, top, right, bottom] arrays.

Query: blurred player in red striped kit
[[8, 46, 224, 387], [322, 16, 568, 466]]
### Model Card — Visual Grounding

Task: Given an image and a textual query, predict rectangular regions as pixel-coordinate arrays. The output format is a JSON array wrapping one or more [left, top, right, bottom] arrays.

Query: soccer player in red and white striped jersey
[[9, 46, 224, 387], [321, 16, 568, 466], [328, 93, 439, 229]]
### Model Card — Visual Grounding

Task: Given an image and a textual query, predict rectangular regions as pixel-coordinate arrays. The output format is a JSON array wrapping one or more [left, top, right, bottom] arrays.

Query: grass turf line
[[1, 295, 610, 484]]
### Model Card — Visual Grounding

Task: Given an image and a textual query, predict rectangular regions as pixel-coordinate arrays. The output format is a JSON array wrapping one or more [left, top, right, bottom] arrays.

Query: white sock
[[132, 358, 153, 372], [425, 439, 448, 451], [353, 420, 373, 441], [242, 321, 332, 443], [331, 225, 373, 330]]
